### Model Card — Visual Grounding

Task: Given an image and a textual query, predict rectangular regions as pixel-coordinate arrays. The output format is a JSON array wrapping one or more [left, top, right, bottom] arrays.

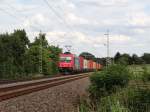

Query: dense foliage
[[142, 66, 150, 81], [80, 63, 150, 112], [142, 53, 150, 64], [0, 30, 62, 79], [114, 52, 148, 65], [89, 65, 130, 101], [85, 87, 150, 112], [79, 53, 150, 112], [124, 88, 150, 112]]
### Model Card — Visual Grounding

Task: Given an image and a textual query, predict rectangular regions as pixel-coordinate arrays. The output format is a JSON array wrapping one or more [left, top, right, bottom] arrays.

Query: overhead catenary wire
[[1, 4, 63, 49], [0, 7, 43, 74], [42, 0, 107, 56], [0, 8, 21, 21], [0, 7, 42, 32], [43, 0, 75, 32], [0, 4, 62, 45], [43, 0, 78, 52]]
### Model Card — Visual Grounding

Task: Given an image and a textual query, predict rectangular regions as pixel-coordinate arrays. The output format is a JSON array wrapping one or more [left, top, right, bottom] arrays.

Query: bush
[[79, 93, 129, 112], [124, 88, 150, 112], [79, 99, 91, 112], [89, 65, 130, 100], [98, 96, 129, 112], [142, 66, 150, 81]]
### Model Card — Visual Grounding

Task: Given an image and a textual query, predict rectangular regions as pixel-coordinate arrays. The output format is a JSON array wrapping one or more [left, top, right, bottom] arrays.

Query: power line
[[0, 3, 61, 52], [43, 0, 75, 32], [0, 8, 24, 22], [43, 0, 78, 52], [43, 0, 75, 41], [0, 7, 42, 32], [0, 7, 44, 74]]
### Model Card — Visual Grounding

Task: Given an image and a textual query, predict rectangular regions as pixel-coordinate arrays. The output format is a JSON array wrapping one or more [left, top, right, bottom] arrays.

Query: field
[[128, 64, 150, 79]]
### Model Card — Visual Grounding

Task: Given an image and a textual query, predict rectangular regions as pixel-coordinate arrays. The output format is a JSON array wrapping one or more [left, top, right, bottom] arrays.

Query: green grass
[[79, 64, 150, 112], [128, 64, 150, 79], [128, 64, 150, 73], [79, 86, 150, 112]]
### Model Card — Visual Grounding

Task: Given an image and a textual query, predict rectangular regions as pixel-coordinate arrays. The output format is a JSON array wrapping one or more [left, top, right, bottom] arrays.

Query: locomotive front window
[[60, 57, 71, 62]]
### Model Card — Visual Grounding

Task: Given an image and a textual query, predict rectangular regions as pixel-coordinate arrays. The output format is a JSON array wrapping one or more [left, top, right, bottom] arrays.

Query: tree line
[[79, 52, 150, 66], [114, 52, 150, 65], [0, 29, 150, 79], [0, 29, 62, 79]]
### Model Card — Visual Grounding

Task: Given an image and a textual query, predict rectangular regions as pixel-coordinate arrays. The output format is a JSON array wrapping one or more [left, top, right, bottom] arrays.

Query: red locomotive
[[59, 53, 102, 73]]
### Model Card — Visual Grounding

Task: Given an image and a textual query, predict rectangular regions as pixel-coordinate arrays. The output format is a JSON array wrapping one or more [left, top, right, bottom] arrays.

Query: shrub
[[124, 88, 150, 112], [89, 65, 130, 100], [98, 96, 129, 112], [142, 66, 150, 81], [79, 93, 129, 112], [79, 99, 90, 112]]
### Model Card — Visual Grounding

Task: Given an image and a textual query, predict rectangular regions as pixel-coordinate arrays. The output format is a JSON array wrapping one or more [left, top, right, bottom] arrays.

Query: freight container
[[99, 64, 102, 70], [93, 62, 96, 69], [89, 60, 93, 70], [96, 63, 98, 70], [97, 64, 100, 70], [74, 56, 80, 70], [79, 56, 84, 70], [83, 59, 88, 69], [87, 60, 90, 70], [96, 62, 98, 69]]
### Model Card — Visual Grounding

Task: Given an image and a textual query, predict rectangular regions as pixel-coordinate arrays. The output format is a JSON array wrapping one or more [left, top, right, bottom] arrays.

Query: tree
[[24, 45, 40, 74], [28, 33, 62, 75], [30, 32, 48, 48], [0, 29, 30, 78], [0, 30, 62, 79], [117, 53, 131, 65], [142, 53, 150, 64], [48, 45, 62, 74], [95, 58, 106, 65], [131, 54, 144, 65], [11, 30, 29, 66], [79, 52, 95, 60], [114, 52, 121, 63], [28, 33, 50, 75]]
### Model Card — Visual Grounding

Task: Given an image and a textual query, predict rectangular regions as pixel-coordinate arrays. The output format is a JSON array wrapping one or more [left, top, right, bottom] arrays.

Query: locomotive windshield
[[60, 57, 71, 62]]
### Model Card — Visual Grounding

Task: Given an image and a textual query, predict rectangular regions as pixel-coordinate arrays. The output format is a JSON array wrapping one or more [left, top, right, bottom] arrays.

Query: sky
[[0, 0, 150, 57]]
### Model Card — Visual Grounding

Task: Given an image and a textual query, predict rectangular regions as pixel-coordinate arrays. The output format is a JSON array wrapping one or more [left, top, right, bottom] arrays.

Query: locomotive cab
[[59, 54, 74, 73]]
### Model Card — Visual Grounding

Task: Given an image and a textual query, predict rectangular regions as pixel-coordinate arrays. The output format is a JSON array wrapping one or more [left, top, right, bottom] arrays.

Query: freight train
[[59, 53, 102, 74]]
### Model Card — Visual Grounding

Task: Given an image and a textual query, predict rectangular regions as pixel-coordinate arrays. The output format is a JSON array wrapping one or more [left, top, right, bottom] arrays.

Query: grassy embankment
[[79, 64, 150, 112]]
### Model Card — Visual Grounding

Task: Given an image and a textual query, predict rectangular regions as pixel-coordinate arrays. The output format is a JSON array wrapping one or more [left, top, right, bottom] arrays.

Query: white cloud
[[110, 35, 131, 43], [23, 14, 49, 28], [76, 0, 128, 7], [65, 13, 90, 25], [0, 0, 150, 56], [133, 28, 145, 34], [45, 31, 132, 48], [128, 11, 150, 26]]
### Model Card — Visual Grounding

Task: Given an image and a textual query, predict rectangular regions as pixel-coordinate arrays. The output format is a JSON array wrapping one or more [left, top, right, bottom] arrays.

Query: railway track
[[0, 74, 63, 85], [0, 73, 91, 102]]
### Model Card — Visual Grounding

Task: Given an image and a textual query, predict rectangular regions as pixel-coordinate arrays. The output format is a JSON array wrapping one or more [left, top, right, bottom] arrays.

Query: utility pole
[[104, 29, 111, 67], [39, 31, 43, 74]]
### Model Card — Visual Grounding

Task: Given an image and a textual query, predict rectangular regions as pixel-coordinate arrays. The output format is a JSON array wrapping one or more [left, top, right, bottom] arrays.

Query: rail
[[0, 73, 91, 102]]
